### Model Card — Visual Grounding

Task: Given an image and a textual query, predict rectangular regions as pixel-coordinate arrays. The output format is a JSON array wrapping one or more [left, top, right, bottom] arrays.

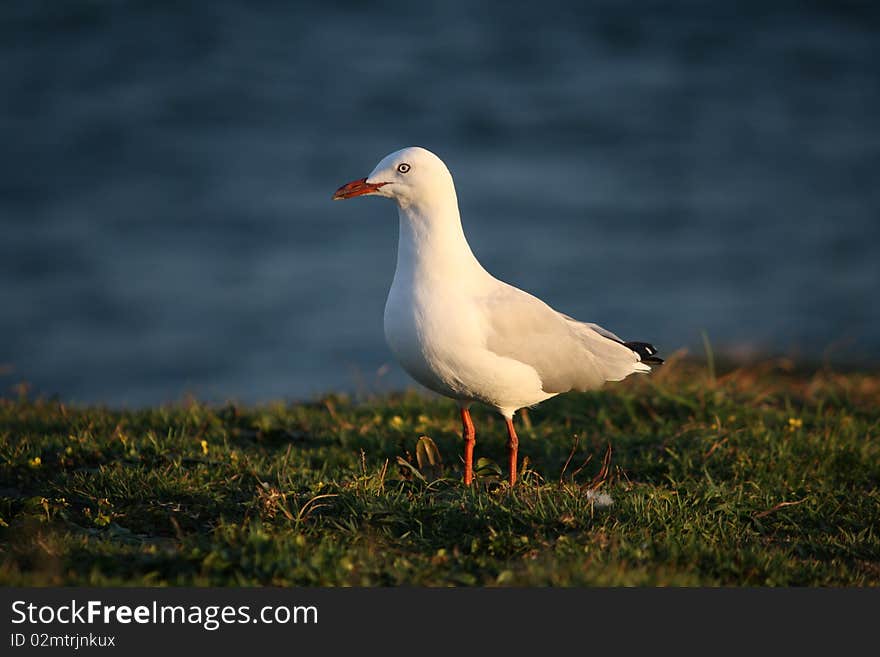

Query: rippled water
[[2, 1, 878, 405]]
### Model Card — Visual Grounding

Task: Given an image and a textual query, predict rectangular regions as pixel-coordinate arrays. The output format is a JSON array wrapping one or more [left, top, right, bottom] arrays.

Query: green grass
[[1, 358, 878, 586]]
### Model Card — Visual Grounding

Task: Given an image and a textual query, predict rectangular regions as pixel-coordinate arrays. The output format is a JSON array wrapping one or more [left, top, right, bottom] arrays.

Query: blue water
[[1, 1, 878, 405]]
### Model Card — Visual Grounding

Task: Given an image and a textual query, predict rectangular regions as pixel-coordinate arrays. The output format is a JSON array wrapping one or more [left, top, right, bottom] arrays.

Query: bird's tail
[[624, 341, 664, 364]]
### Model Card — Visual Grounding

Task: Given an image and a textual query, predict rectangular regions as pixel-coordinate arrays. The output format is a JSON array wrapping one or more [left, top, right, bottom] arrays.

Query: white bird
[[333, 147, 661, 486]]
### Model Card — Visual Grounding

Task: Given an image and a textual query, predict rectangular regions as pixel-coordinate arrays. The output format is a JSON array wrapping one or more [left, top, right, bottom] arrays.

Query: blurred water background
[[1, 1, 878, 406]]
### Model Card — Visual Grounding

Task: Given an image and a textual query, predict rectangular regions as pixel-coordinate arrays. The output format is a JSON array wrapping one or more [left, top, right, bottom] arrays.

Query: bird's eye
[[397, 163, 411, 174]]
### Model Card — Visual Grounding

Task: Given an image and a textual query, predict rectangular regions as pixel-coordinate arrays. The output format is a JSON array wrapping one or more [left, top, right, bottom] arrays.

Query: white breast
[[383, 272, 473, 400], [384, 269, 556, 414]]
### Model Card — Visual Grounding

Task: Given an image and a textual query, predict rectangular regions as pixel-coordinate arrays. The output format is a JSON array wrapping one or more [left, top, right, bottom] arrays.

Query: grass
[[1, 355, 878, 586]]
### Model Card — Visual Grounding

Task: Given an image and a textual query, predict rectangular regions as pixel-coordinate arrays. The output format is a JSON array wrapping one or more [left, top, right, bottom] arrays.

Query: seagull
[[333, 147, 662, 486]]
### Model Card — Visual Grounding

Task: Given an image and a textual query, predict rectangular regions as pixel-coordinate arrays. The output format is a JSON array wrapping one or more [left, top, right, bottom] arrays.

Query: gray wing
[[482, 284, 650, 393]]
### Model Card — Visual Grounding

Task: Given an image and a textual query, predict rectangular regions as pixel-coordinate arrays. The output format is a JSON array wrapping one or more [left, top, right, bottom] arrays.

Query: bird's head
[[332, 146, 455, 209]]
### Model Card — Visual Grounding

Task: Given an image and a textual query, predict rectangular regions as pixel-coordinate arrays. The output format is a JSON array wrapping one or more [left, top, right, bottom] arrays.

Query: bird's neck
[[393, 197, 487, 288]]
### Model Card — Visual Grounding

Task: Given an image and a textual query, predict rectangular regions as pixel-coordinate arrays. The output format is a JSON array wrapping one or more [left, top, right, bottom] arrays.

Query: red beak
[[332, 177, 389, 200]]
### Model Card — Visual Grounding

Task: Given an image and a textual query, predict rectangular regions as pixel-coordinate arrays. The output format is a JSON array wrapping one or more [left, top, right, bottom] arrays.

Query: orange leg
[[505, 417, 519, 486], [461, 407, 476, 486]]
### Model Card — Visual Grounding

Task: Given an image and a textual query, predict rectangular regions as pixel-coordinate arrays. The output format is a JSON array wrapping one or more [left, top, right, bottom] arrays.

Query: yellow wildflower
[[200, 439, 209, 454]]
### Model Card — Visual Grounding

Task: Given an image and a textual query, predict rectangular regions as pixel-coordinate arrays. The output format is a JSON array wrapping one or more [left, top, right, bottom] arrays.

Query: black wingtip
[[624, 341, 664, 364]]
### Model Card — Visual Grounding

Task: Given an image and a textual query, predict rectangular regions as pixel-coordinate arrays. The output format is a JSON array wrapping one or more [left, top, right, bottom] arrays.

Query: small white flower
[[585, 490, 614, 508]]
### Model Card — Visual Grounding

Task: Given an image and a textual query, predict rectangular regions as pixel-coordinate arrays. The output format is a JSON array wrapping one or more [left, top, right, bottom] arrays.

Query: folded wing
[[482, 284, 659, 394]]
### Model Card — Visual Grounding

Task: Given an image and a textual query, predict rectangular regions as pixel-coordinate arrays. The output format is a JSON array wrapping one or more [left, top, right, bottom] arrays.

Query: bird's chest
[[383, 277, 481, 397]]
